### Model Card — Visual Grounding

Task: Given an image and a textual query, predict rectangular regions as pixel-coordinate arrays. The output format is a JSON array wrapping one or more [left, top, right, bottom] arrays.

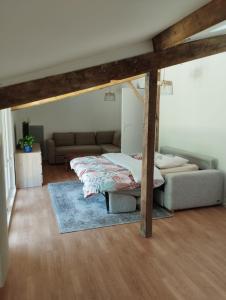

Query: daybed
[[155, 146, 224, 211], [47, 131, 121, 164], [70, 153, 164, 213], [70, 147, 224, 214]]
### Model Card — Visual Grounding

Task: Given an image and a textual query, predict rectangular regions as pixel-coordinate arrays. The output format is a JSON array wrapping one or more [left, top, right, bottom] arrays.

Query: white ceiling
[[0, 0, 208, 86]]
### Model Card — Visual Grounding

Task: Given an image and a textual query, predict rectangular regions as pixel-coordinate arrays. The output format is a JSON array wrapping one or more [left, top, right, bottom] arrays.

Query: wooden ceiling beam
[[127, 81, 145, 103], [1, 34, 226, 109], [152, 0, 226, 51], [12, 74, 144, 110]]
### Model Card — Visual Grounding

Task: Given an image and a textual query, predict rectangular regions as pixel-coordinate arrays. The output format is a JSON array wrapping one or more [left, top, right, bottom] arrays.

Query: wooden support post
[[140, 70, 158, 238], [155, 70, 161, 151]]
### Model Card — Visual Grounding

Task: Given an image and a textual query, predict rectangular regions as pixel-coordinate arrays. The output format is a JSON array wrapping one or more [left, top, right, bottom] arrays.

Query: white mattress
[[160, 163, 199, 176]]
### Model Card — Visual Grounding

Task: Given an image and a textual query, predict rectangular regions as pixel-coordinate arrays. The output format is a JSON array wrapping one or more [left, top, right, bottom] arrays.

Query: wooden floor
[[1, 164, 226, 299]]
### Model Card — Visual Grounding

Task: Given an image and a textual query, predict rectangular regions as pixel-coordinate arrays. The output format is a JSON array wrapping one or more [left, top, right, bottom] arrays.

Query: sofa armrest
[[46, 139, 56, 164], [163, 170, 224, 210]]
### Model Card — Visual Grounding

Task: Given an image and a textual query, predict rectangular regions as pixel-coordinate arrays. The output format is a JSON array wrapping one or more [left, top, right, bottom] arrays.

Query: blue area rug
[[48, 180, 172, 233]]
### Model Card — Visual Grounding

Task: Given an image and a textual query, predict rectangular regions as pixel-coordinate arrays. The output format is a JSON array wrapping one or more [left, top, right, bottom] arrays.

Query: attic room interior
[[1, 0, 226, 299]]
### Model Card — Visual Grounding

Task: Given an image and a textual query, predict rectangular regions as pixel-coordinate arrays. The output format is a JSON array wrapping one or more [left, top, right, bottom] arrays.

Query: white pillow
[[155, 152, 188, 169]]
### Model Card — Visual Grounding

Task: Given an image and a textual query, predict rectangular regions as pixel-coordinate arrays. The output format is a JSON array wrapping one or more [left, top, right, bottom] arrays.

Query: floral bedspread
[[70, 155, 140, 197]]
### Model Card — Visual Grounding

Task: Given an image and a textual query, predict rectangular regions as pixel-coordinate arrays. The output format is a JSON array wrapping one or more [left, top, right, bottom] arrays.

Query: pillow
[[155, 152, 188, 169], [112, 131, 121, 147], [76, 132, 95, 145], [96, 131, 114, 145], [132, 153, 142, 160], [53, 133, 74, 146]]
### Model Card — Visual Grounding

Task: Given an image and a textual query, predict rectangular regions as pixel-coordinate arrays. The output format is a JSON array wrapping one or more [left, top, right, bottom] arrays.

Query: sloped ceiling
[[0, 0, 208, 86]]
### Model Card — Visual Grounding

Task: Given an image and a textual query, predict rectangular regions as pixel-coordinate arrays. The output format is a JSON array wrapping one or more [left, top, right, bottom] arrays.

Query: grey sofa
[[155, 146, 224, 211], [47, 131, 121, 164]]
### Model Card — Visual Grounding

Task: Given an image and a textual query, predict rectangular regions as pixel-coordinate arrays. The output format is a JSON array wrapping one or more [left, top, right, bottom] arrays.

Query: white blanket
[[103, 153, 164, 188]]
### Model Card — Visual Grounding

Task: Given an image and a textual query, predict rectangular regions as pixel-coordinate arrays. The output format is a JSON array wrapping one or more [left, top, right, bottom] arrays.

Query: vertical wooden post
[[140, 70, 158, 238], [155, 70, 161, 151]]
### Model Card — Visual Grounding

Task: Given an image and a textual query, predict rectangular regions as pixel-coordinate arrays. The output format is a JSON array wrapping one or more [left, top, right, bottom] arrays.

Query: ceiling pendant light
[[104, 88, 116, 101], [158, 69, 173, 96]]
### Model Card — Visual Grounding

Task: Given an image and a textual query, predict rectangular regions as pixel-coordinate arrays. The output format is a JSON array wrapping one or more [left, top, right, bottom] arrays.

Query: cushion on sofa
[[160, 146, 217, 170], [96, 131, 114, 145], [53, 133, 74, 146], [56, 145, 102, 155], [155, 152, 188, 169], [112, 131, 121, 147], [101, 144, 120, 153], [75, 132, 96, 145], [160, 164, 199, 176]]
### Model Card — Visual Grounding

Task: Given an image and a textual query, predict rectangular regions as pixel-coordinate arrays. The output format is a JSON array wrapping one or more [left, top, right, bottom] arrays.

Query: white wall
[[159, 52, 226, 201], [13, 86, 121, 141], [0, 111, 9, 287], [121, 88, 144, 154]]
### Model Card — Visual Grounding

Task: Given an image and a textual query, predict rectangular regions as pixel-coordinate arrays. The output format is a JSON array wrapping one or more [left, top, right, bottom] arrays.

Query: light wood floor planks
[[1, 164, 226, 299]]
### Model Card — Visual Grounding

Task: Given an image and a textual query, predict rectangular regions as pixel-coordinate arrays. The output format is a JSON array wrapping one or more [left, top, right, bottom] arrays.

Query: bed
[[70, 151, 206, 213], [70, 153, 164, 198]]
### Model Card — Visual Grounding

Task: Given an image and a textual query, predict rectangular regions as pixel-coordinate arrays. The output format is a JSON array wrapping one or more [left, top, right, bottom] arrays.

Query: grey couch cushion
[[56, 145, 102, 155], [76, 132, 96, 145], [96, 131, 114, 145], [101, 144, 120, 153], [53, 133, 74, 146], [112, 131, 121, 147], [46, 139, 56, 164]]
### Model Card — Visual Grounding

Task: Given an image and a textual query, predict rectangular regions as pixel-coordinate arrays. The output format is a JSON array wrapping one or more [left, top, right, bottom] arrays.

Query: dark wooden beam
[[1, 34, 226, 109], [152, 0, 226, 51], [154, 70, 161, 151], [140, 71, 157, 238]]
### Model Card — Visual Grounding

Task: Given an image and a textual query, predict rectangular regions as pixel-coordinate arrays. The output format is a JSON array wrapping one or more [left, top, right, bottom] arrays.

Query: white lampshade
[[160, 80, 173, 96], [104, 91, 116, 101]]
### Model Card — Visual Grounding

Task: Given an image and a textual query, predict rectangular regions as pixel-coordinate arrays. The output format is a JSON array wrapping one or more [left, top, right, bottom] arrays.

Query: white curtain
[[2, 108, 16, 223], [0, 110, 9, 287]]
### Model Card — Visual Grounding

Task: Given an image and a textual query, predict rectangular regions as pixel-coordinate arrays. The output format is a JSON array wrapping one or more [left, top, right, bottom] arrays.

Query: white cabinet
[[121, 87, 144, 154], [15, 144, 43, 188]]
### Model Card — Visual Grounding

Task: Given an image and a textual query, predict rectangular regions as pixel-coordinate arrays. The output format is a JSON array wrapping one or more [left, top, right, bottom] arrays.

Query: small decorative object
[[18, 135, 35, 153]]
